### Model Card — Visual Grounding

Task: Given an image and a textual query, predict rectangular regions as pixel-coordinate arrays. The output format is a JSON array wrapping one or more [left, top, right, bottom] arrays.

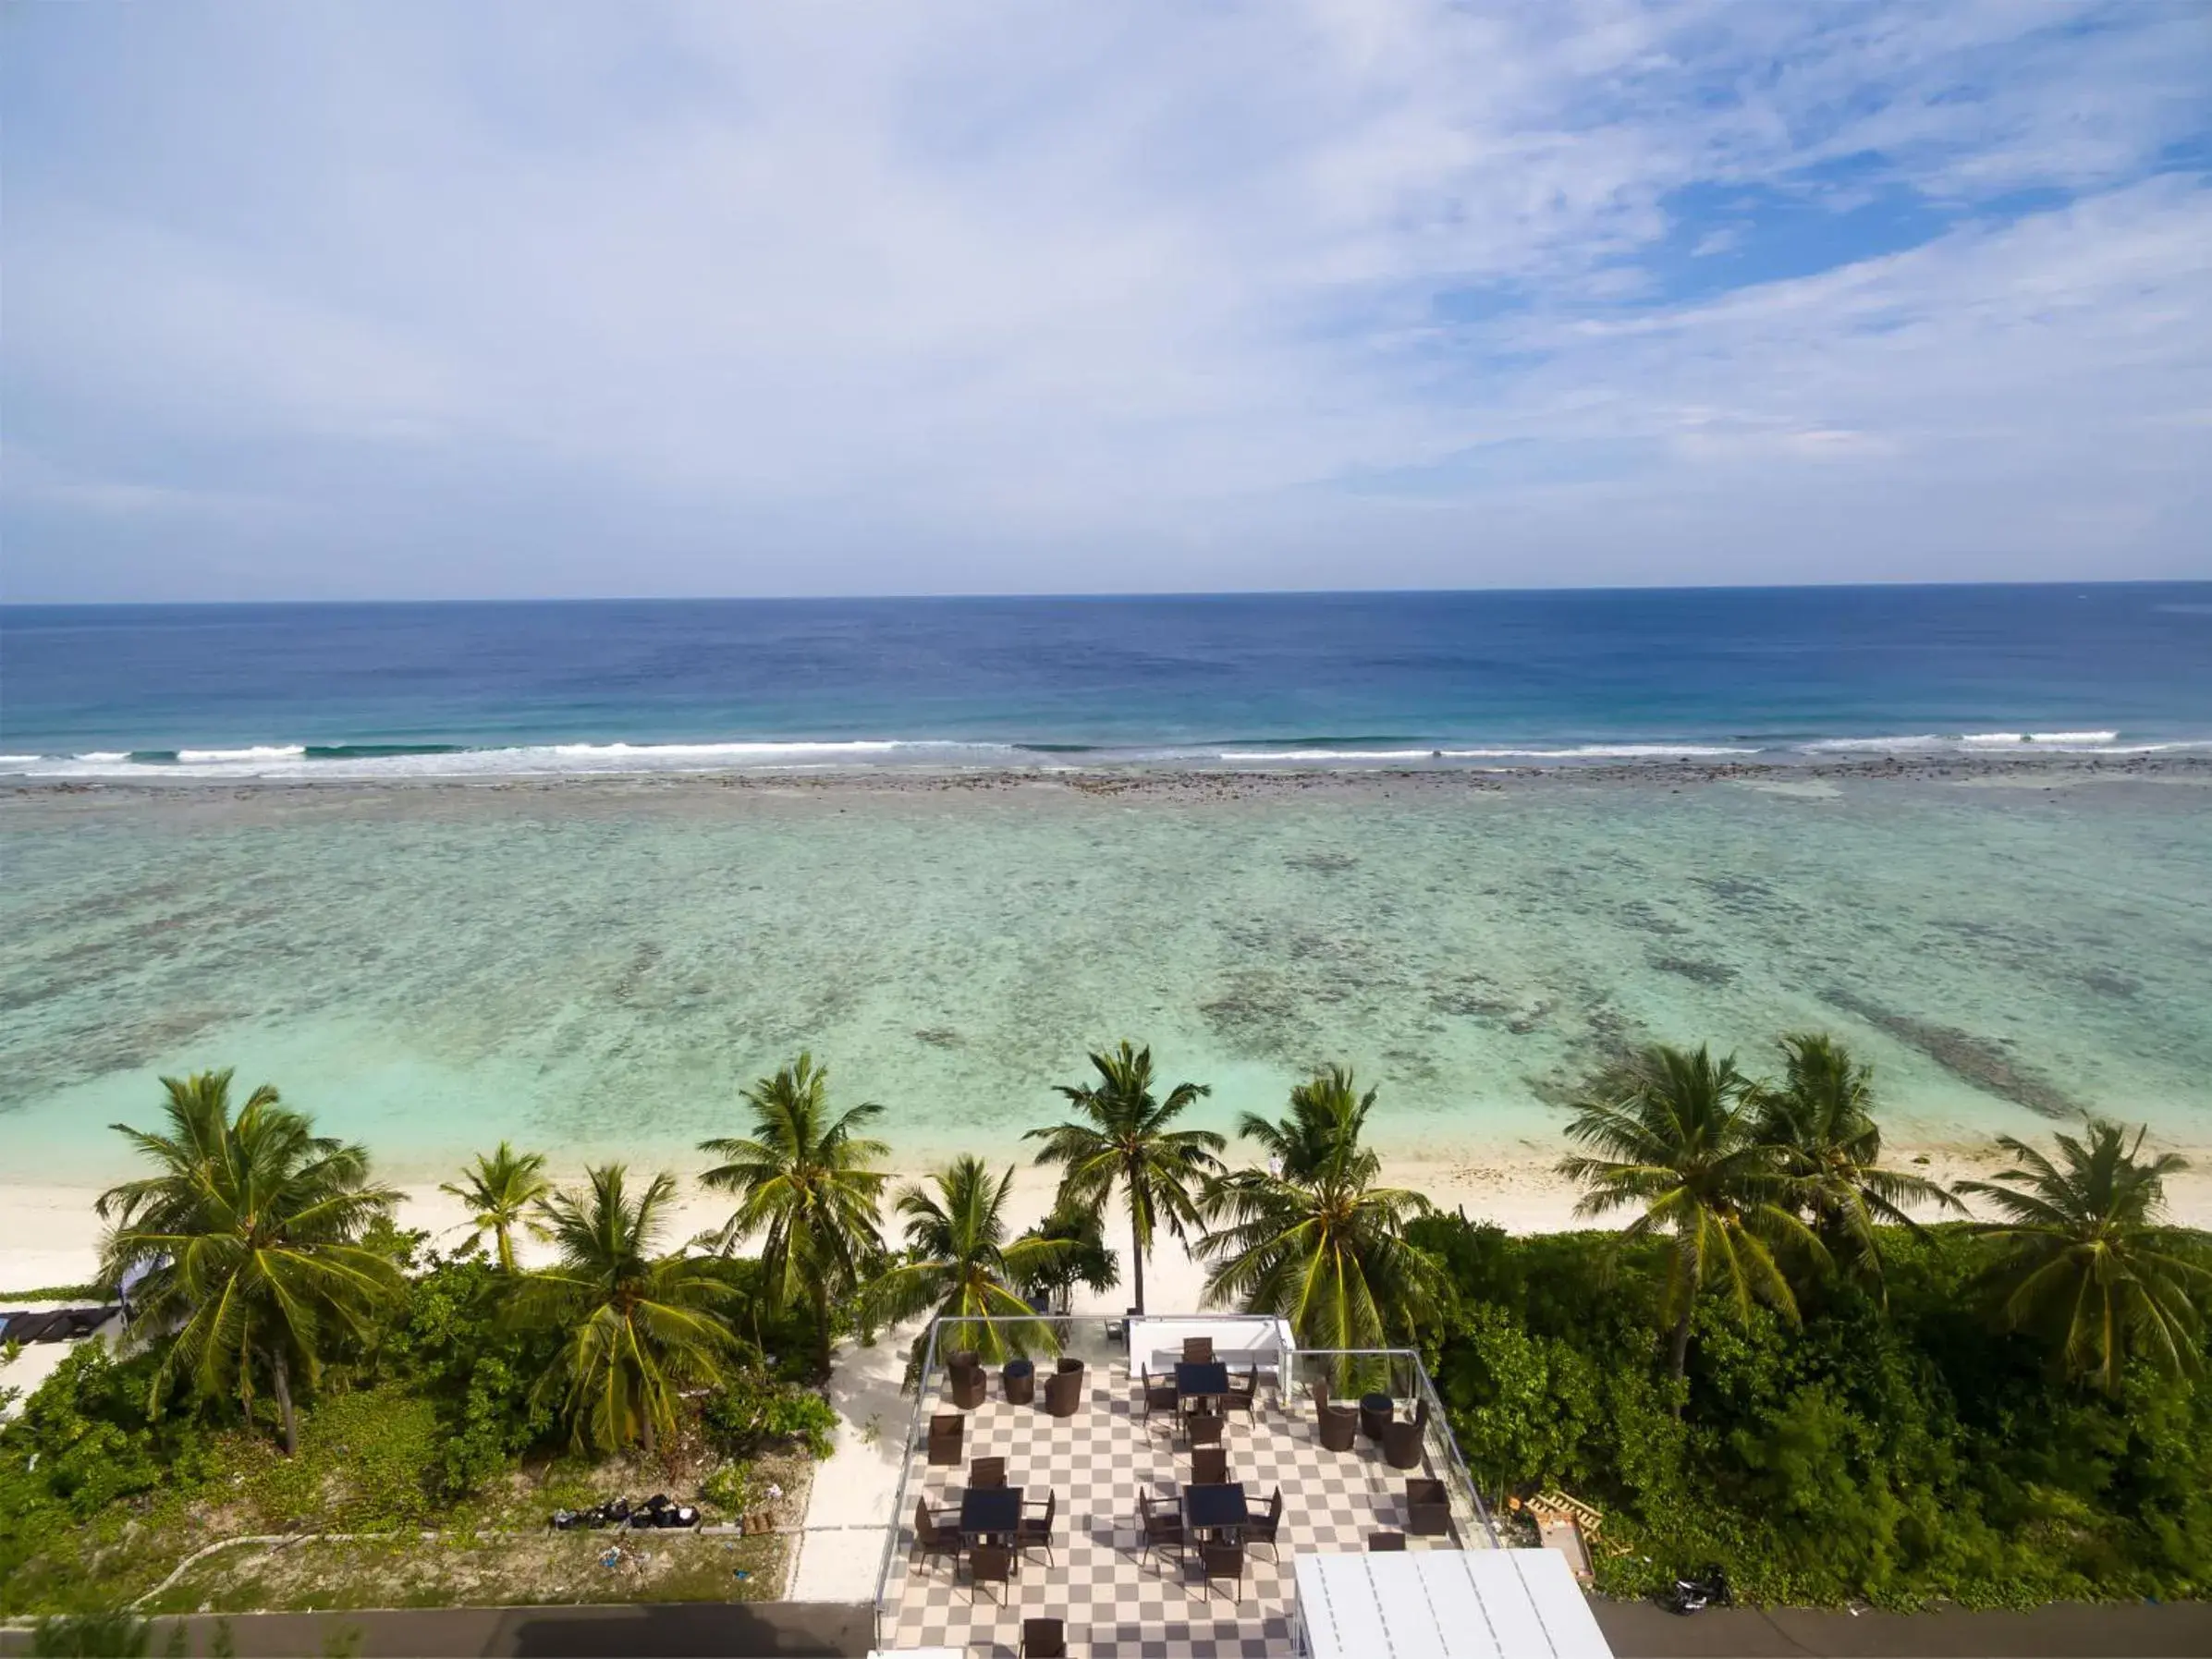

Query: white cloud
[[2, 0, 2207, 597]]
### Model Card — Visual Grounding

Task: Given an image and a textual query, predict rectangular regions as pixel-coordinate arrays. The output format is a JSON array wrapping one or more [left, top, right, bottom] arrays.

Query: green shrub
[[702, 1371, 838, 1460], [1417, 1212, 2212, 1608]]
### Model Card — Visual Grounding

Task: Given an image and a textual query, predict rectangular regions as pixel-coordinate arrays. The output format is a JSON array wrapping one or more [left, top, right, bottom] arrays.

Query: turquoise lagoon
[[4, 769, 2209, 1186]]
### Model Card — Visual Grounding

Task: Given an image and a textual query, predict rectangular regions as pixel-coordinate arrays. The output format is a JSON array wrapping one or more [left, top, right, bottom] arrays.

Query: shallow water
[[4, 772, 2209, 1185]]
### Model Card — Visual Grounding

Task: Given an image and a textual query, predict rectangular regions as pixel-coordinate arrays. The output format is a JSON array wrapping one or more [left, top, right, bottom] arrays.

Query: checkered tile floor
[[883, 1365, 1475, 1658]]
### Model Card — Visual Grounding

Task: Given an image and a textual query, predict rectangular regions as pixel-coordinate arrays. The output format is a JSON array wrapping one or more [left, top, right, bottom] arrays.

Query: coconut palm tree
[[1958, 1118, 2212, 1393], [96, 1069, 401, 1454], [697, 1054, 890, 1375], [509, 1164, 743, 1453], [1234, 1062, 1377, 1181], [862, 1157, 1069, 1363], [1558, 1043, 1827, 1392], [439, 1141, 552, 1272], [1028, 1042, 1223, 1316], [1752, 1033, 1961, 1289], [1198, 1067, 1443, 1361]]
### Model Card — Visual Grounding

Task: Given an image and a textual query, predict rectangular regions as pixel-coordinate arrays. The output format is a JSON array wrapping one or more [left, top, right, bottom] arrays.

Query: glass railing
[[872, 1311, 1497, 1636]]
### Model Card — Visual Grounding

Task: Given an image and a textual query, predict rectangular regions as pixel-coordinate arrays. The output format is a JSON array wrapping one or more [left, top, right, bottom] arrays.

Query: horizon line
[[6, 575, 2210, 610]]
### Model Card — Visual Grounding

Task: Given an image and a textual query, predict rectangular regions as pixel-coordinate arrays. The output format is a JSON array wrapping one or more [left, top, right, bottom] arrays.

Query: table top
[[959, 1485, 1023, 1535], [1183, 1481, 1249, 1531], [1176, 1360, 1230, 1397]]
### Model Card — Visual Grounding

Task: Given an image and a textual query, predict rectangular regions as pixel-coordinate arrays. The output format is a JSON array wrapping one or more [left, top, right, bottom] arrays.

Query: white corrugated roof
[[1293, 1548, 1613, 1659]]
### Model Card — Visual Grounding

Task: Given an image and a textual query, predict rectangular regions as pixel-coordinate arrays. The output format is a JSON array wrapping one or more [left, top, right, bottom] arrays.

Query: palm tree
[[1234, 1062, 1377, 1181], [1558, 1043, 1827, 1391], [697, 1054, 890, 1375], [1958, 1118, 2212, 1392], [96, 1069, 401, 1454], [1198, 1067, 1443, 1362], [862, 1157, 1069, 1363], [1752, 1033, 1961, 1289], [439, 1141, 552, 1271], [509, 1164, 743, 1453], [1028, 1042, 1223, 1316]]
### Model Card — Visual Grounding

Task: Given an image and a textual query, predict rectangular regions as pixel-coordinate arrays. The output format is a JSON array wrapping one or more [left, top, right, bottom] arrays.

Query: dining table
[[1182, 1479, 1250, 1543], [1175, 1360, 1230, 1406], [959, 1484, 1023, 1543]]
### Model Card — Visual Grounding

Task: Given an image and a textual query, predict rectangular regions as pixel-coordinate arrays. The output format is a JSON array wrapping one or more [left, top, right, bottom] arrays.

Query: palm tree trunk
[[813, 1282, 833, 1379], [270, 1348, 299, 1456], [495, 1222, 516, 1274], [1129, 1211, 1145, 1317], [1666, 1304, 1693, 1414]]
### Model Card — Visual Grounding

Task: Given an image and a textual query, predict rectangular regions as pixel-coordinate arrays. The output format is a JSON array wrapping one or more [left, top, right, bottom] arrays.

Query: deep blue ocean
[[4, 583, 2210, 776]]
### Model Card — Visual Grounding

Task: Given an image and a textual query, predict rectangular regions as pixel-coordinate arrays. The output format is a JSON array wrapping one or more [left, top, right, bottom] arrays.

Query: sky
[[4, 0, 2210, 601]]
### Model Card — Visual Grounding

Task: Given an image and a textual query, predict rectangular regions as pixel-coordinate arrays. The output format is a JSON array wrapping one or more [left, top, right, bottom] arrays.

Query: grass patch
[[140, 1531, 789, 1614]]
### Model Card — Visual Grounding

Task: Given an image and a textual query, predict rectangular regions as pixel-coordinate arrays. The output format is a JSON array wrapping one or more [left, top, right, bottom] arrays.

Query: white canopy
[[1292, 1548, 1614, 1659]]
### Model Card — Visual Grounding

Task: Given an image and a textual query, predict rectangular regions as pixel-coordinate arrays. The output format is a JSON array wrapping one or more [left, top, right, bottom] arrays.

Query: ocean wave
[[0, 737, 1024, 780], [1215, 743, 1762, 761], [1800, 730, 2166, 755], [177, 745, 308, 762], [1962, 731, 2120, 746], [3, 729, 2206, 781]]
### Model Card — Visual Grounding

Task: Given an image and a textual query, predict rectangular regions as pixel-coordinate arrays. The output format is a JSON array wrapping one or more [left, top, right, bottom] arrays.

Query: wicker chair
[[1406, 1476, 1452, 1537], [1192, 1446, 1229, 1485], [1140, 1365, 1179, 1423], [1369, 1530, 1407, 1551], [1016, 1489, 1058, 1566], [912, 1498, 964, 1572], [1140, 1493, 1185, 1573], [1187, 1406, 1224, 1447], [968, 1544, 1014, 1604], [1247, 1486, 1285, 1561], [1318, 1402, 1359, 1453], [1384, 1416, 1424, 1470], [1021, 1618, 1068, 1659], [1044, 1362, 1085, 1418], [948, 1356, 987, 1410], [926, 1413, 963, 1466], [1203, 1542, 1245, 1603], [970, 1456, 1008, 1490], [1222, 1365, 1258, 1417], [1183, 1336, 1215, 1364]]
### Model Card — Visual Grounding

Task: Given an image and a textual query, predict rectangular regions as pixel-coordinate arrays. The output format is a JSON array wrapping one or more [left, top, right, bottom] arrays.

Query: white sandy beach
[[9, 1145, 2210, 1311]]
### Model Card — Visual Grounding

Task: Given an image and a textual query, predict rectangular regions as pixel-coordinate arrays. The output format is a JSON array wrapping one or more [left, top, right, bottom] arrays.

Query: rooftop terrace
[[874, 1315, 1496, 1658]]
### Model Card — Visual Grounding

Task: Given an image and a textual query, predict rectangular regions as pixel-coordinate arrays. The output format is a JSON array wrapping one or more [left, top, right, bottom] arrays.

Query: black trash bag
[[672, 1505, 701, 1528], [605, 1496, 631, 1521], [642, 1493, 673, 1513], [629, 1508, 658, 1529], [550, 1508, 580, 1531], [1667, 1571, 1729, 1616]]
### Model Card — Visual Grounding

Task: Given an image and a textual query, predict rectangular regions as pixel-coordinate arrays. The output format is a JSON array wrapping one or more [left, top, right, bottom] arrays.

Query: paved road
[[1595, 1599, 2212, 1658], [0, 1602, 875, 1657], [9, 1597, 2207, 1657]]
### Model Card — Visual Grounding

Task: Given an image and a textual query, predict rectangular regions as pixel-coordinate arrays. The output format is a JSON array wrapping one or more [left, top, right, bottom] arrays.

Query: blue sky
[[4, 0, 2209, 600]]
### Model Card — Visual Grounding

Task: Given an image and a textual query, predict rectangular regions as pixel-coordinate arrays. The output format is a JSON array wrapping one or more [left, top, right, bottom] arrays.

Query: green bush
[[702, 1371, 838, 1460], [1416, 1214, 2212, 1608]]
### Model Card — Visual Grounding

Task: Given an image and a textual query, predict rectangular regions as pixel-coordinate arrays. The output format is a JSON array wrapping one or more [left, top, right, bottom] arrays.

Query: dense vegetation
[[1418, 1216, 2212, 1606], [3, 1034, 2207, 1616], [0, 1075, 839, 1616]]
